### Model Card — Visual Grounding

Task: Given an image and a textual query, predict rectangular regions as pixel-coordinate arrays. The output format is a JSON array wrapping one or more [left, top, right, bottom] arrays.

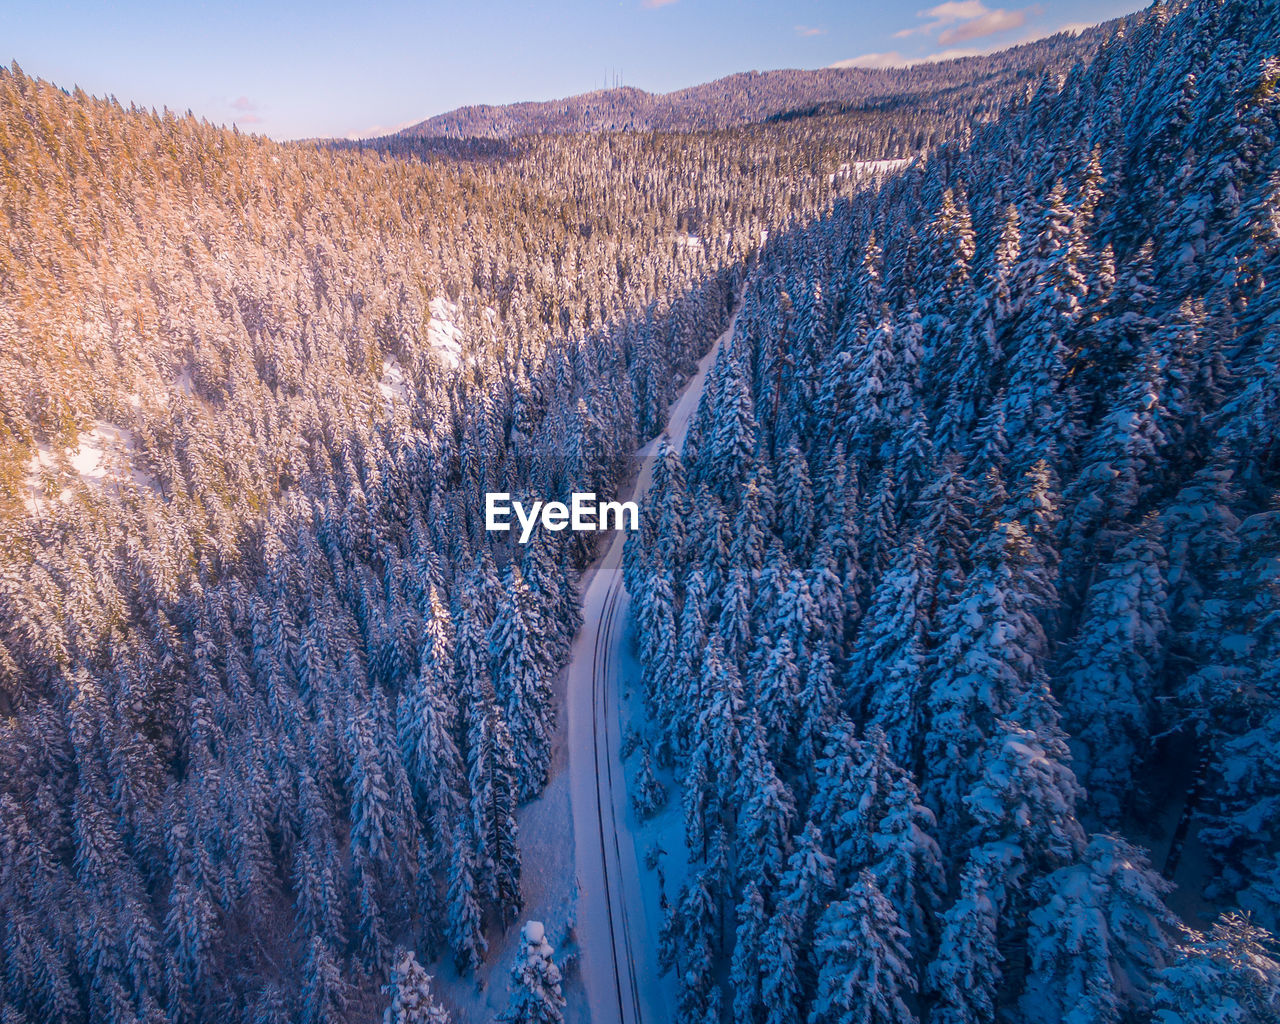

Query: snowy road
[[568, 309, 737, 1024]]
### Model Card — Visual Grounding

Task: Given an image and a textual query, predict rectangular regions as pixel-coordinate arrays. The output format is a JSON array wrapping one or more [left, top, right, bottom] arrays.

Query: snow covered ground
[[23, 420, 157, 513], [830, 157, 914, 183], [428, 297, 464, 366], [379, 357, 411, 405]]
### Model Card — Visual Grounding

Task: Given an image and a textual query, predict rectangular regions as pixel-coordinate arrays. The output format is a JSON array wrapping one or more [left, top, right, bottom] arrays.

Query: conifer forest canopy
[[1, 1, 1279, 1022]]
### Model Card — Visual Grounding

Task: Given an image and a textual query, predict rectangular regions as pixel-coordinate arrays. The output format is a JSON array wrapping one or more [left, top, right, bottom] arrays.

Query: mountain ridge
[[394, 23, 1125, 140]]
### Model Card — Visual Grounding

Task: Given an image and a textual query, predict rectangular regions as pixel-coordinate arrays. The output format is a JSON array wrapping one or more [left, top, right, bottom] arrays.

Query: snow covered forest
[[0, 0, 1278, 1022], [625, 2, 1280, 1022]]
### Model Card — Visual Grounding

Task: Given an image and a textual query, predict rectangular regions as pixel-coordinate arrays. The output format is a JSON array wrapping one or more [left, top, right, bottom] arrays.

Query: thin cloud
[[829, 51, 908, 69], [346, 119, 422, 141], [829, 48, 990, 68], [795, 25, 827, 37], [642, 0, 678, 8], [831, 15, 1104, 70], [893, 2, 1035, 46], [228, 96, 263, 126], [894, 1, 990, 38], [939, 7, 1029, 45]]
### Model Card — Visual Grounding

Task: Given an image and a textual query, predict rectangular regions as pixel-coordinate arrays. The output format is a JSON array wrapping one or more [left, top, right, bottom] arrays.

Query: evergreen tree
[[489, 565, 554, 799], [928, 847, 1006, 1024], [923, 521, 1056, 837], [1152, 913, 1280, 1024], [811, 872, 918, 1024], [1058, 525, 1170, 821], [730, 882, 769, 1024], [1023, 835, 1175, 1024], [445, 821, 487, 974], [383, 950, 451, 1024], [632, 745, 668, 820], [502, 922, 566, 1024], [301, 936, 347, 1024], [847, 534, 934, 764]]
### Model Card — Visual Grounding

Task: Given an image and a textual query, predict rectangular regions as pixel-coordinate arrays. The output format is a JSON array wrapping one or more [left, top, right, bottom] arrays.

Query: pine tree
[[302, 935, 347, 1024], [708, 355, 758, 502], [446, 821, 487, 974], [465, 675, 521, 916], [397, 608, 466, 870], [753, 632, 799, 760], [734, 719, 797, 894], [489, 564, 553, 800], [502, 922, 566, 1024], [923, 520, 1056, 837], [847, 534, 934, 764], [730, 882, 769, 1024], [928, 848, 1007, 1024], [662, 872, 718, 1024], [1152, 913, 1280, 1024], [1002, 182, 1086, 456], [632, 746, 668, 820], [672, 569, 710, 757], [965, 715, 1085, 876], [811, 871, 918, 1024], [760, 912, 802, 1024], [731, 477, 769, 576], [1023, 835, 1175, 1024], [1058, 525, 1170, 822], [869, 774, 945, 960], [383, 950, 451, 1024], [811, 716, 864, 878], [768, 822, 836, 1015], [778, 441, 815, 553], [718, 565, 753, 663]]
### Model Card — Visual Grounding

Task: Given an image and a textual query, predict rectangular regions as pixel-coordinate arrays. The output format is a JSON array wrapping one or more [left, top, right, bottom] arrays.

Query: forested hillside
[[624, 0, 1280, 1021], [395, 26, 1117, 141], [0, 25, 1085, 1023], [3, 0, 1279, 1022]]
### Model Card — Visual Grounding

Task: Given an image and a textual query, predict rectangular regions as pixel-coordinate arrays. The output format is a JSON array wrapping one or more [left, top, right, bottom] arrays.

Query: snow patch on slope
[[23, 421, 157, 513], [831, 157, 914, 183], [379, 357, 411, 404], [428, 298, 463, 366]]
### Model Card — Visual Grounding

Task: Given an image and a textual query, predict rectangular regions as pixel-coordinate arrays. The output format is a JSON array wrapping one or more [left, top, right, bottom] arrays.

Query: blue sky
[[4, 1, 1143, 140]]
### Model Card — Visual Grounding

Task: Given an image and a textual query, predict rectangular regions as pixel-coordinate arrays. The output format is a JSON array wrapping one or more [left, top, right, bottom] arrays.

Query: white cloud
[[829, 51, 909, 69], [938, 6, 1029, 45], [830, 15, 1106, 70], [228, 97, 263, 125], [795, 24, 827, 37], [346, 119, 421, 141], [894, 1, 991, 38], [893, 2, 1035, 47]]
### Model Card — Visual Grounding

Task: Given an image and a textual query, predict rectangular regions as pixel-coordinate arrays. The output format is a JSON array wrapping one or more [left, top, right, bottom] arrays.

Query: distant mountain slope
[[397, 24, 1123, 140]]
